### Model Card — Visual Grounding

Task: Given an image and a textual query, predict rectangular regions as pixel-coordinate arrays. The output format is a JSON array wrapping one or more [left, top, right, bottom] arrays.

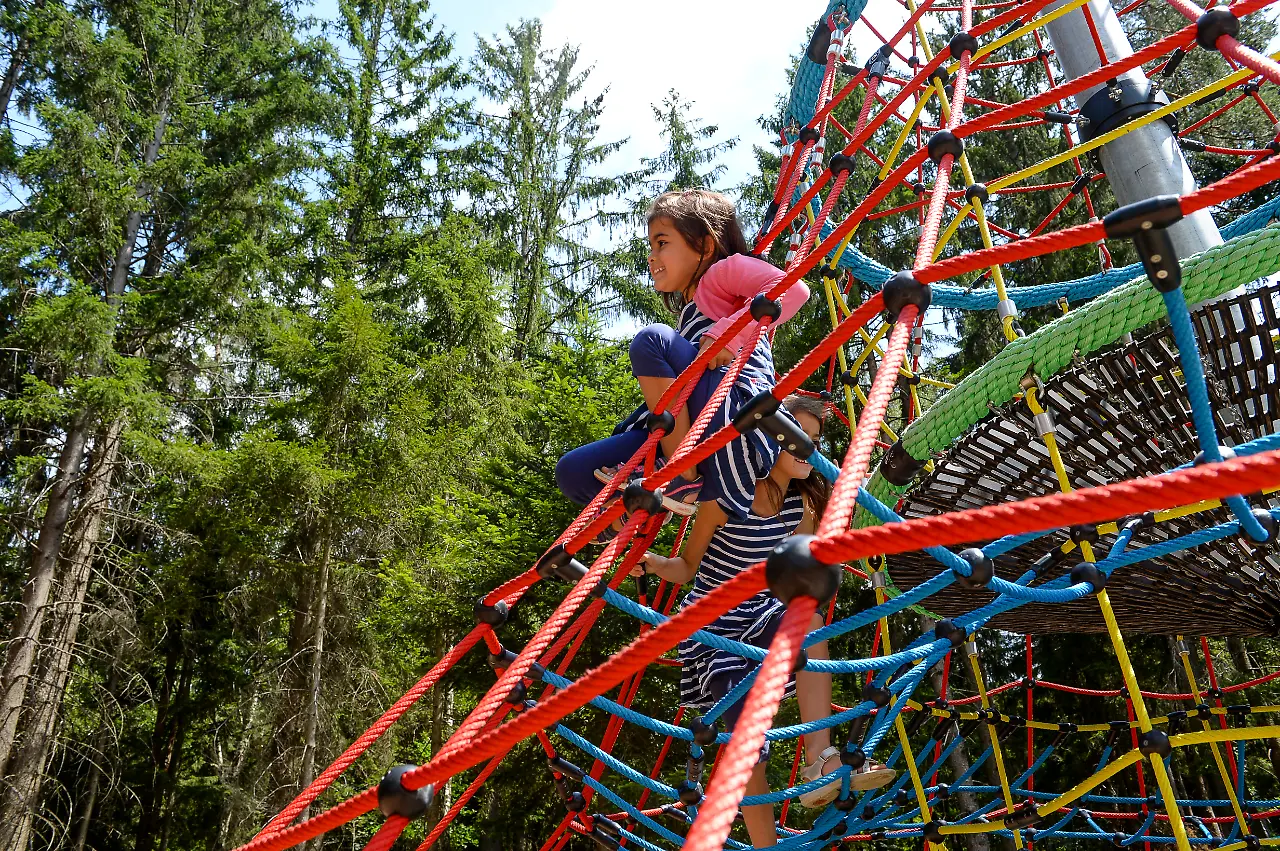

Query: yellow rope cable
[[1175, 637, 1251, 834], [823, 276, 864, 433], [945, 0, 1091, 73], [1097, 589, 1192, 851], [966, 642, 1026, 850], [880, 92, 935, 181]]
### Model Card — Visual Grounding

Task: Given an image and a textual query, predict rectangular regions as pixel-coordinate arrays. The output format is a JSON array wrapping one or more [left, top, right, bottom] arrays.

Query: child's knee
[[555, 450, 592, 505], [629, 324, 674, 370]]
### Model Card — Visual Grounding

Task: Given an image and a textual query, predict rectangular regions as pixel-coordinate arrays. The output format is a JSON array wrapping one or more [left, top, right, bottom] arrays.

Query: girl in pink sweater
[[555, 190, 810, 534]]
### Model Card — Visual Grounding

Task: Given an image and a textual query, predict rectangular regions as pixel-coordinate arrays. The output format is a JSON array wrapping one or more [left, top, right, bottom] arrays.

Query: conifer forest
[[0, 0, 1278, 849]]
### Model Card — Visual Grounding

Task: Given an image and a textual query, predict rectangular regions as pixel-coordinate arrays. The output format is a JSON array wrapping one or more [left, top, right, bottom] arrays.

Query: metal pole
[[1041, 0, 1222, 255]]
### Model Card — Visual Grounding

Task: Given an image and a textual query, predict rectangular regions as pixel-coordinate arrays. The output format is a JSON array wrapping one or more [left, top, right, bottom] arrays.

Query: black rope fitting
[[1070, 524, 1100, 545], [798, 126, 822, 146], [1138, 729, 1172, 758], [1162, 47, 1187, 77], [924, 821, 946, 843], [954, 547, 994, 589], [1069, 562, 1106, 593], [622, 482, 663, 517], [733, 390, 815, 456], [1031, 547, 1069, 577], [1244, 81, 1260, 95], [474, 597, 509, 627], [1070, 173, 1091, 194], [828, 153, 856, 176], [377, 765, 435, 820], [913, 180, 928, 195], [565, 790, 586, 812], [549, 754, 585, 782], [1244, 836, 1262, 851], [882, 440, 927, 486], [965, 183, 989, 206], [934, 618, 967, 647], [505, 681, 527, 704], [926, 129, 965, 164], [1043, 109, 1073, 125], [862, 681, 892, 707], [834, 795, 858, 812], [676, 778, 704, 806], [590, 814, 622, 850], [949, 30, 979, 60], [1007, 800, 1042, 830], [933, 716, 958, 743], [908, 54, 921, 68], [807, 18, 834, 63], [865, 50, 891, 80], [765, 534, 841, 604], [1196, 7, 1239, 51], [1079, 78, 1176, 144], [690, 716, 720, 746], [792, 647, 810, 674], [936, 783, 951, 801], [750, 293, 783, 322], [646, 409, 676, 435], [894, 788, 911, 807], [928, 67, 951, 88], [1103, 195, 1185, 292], [536, 544, 589, 583], [1124, 511, 1156, 531], [841, 746, 867, 769], [883, 270, 932, 322], [1242, 508, 1278, 546], [489, 648, 547, 683]]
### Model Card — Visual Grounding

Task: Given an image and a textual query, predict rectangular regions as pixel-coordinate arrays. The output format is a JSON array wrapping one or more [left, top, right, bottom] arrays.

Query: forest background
[[0, 0, 1278, 849]]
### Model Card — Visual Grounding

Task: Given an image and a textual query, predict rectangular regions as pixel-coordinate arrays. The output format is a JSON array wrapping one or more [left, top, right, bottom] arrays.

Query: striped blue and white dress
[[614, 299, 784, 521], [678, 491, 806, 710]]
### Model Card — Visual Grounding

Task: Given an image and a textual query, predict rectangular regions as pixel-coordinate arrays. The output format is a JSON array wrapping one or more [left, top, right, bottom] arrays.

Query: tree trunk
[[296, 524, 333, 835], [135, 645, 192, 851], [216, 684, 260, 851], [0, 416, 124, 848], [959, 649, 1017, 851], [0, 13, 34, 119], [0, 410, 91, 773], [71, 659, 122, 851]]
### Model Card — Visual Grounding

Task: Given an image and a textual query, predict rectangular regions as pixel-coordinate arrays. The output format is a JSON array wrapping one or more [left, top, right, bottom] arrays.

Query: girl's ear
[[702, 235, 716, 257]]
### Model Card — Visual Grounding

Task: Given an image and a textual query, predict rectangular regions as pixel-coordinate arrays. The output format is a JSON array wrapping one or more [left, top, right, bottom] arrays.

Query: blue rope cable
[[1159, 287, 1269, 541]]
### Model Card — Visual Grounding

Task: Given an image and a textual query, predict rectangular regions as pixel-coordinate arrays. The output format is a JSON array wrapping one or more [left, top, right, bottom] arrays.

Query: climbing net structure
[[240, 0, 1280, 848]]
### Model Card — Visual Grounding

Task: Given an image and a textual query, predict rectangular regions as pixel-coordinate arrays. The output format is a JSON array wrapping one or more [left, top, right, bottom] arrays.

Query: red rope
[[683, 598, 817, 851], [363, 816, 408, 851]]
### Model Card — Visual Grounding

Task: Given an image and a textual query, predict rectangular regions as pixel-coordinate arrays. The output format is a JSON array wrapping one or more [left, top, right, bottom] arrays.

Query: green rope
[[859, 222, 1280, 522]]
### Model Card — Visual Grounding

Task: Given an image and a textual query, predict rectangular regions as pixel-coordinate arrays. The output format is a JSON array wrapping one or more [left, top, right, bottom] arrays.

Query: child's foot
[[798, 746, 844, 809], [849, 759, 896, 792], [591, 498, 626, 545], [593, 465, 702, 517]]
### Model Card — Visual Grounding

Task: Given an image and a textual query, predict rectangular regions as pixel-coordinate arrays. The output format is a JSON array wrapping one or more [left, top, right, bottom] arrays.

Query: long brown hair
[[756, 395, 832, 520], [646, 190, 750, 313]]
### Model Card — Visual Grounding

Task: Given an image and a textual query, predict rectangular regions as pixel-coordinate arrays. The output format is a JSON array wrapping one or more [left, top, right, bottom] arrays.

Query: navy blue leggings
[[555, 324, 724, 506]]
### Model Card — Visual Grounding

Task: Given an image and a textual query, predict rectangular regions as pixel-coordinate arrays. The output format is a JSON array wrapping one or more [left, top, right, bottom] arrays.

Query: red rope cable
[[363, 816, 408, 851], [683, 599, 817, 851]]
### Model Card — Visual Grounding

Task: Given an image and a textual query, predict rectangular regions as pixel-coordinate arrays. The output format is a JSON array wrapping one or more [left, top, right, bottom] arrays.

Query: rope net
[[243, 0, 1280, 847]]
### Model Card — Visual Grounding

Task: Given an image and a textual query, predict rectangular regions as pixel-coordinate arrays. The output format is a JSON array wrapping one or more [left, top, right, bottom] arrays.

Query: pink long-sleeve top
[[693, 254, 810, 353]]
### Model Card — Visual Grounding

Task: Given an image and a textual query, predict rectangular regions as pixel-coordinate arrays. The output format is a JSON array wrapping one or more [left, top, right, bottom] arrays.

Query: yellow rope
[[966, 642, 1026, 850], [1175, 637, 1251, 834]]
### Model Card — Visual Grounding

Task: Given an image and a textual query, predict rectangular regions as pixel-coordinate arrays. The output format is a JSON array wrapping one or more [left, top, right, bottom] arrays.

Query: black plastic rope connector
[[590, 814, 622, 850], [646, 409, 675, 435], [766, 534, 841, 604], [1241, 508, 1278, 546], [1036, 47, 1051, 60], [954, 548, 994, 590], [882, 439, 927, 486], [883, 270, 932, 323], [862, 681, 891, 707], [474, 597, 509, 627], [949, 30, 979, 59], [1196, 7, 1239, 50], [828, 153, 856, 176], [1042, 109, 1073, 125], [1069, 524, 1100, 545], [807, 18, 833, 64], [536, 543, 589, 583], [1138, 729, 1172, 758], [690, 716, 720, 746], [377, 765, 435, 820], [1103, 195, 1185, 292], [936, 783, 951, 801], [841, 746, 867, 769], [489, 648, 547, 684], [908, 54, 922, 68], [1070, 173, 1091, 195], [1162, 47, 1186, 77], [934, 618, 967, 647], [865, 50, 890, 80], [622, 482, 663, 516], [928, 67, 950, 87], [566, 791, 586, 812], [798, 126, 822, 146], [913, 181, 927, 195], [733, 390, 815, 456], [834, 795, 858, 812], [1106, 719, 1131, 749], [1007, 801, 1042, 830], [1181, 138, 1207, 153], [924, 820, 946, 843], [1244, 836, 1262, 851], [926, 129, 964, 164], [1070, 562, 1107, 593], [676, 779, 704, 805], [965, 183, 989, 206], [750, 292, 783, 322], [549, 754, 585, 782]]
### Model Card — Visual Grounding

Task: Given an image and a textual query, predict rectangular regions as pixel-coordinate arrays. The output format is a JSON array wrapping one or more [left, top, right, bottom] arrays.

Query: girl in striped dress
[[635, 396, 895, 847], [555, 190, 810, 536]]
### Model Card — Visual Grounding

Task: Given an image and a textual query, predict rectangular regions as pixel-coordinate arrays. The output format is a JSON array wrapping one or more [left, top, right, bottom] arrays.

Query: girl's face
[[648, 217, 711, 294], [776, 411, 822, 479]]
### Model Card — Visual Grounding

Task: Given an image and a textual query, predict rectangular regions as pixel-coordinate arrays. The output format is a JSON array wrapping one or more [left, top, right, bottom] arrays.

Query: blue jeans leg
[[629, 324, 726, 437], [555, 430, 650, 506]]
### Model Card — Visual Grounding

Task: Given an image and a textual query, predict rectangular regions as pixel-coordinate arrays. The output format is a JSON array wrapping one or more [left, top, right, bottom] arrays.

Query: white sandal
[[850, 759, 896, 792], [798, 746, 844, 809]]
